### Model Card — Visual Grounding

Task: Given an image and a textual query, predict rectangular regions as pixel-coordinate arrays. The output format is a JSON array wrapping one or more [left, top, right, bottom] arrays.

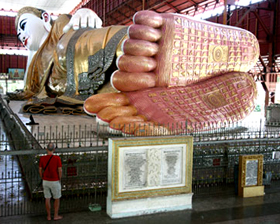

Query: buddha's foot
[[84, 10, 259, 135], [111, 10, 259, 90], [85, 72, 257, 135]]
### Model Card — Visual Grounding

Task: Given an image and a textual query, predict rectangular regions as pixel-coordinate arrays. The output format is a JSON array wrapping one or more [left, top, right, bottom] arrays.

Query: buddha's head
[[16, 6, 53, 51]]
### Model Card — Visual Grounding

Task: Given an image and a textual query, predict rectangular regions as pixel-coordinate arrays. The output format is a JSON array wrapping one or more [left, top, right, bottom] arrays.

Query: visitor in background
[[39, 142, 62, 221]]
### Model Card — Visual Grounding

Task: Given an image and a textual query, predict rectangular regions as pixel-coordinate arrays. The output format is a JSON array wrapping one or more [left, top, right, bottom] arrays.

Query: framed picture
[[8, 68, 25, 80], [238, 154, 264, 197], [239, 154, 263, 187], [108, 136, 193, 201]]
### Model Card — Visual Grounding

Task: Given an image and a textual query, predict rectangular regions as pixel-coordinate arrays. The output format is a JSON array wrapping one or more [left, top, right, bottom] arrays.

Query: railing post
[[97, 122, 99, 147], [259, 118, 262, 139]]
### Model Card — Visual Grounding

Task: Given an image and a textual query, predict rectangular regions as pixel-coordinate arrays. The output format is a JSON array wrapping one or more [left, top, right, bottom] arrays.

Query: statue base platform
[[107, 193, 193, 219], [107, 136, 194, 219], [239, 186, 264, 198]]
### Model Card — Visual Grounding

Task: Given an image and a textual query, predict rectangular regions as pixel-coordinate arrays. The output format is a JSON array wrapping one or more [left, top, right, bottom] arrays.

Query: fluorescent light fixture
[[194, 6, 225, 20], [0, 49, 29, 56], [0, 10, 17, 17], [193, 0, 265, 20], [236, 0, 264, 6]]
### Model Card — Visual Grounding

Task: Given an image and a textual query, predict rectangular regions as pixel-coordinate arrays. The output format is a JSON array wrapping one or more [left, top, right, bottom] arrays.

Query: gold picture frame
[[109, 136, 193, 201], [238, 154, 264, 197]]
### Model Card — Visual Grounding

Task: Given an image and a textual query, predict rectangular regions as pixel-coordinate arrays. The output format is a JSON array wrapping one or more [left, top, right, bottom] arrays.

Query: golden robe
[[21, 14, 127, 114]]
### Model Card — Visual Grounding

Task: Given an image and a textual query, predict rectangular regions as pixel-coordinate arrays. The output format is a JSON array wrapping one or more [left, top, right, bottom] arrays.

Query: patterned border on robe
[[64, 27, 128, 100]]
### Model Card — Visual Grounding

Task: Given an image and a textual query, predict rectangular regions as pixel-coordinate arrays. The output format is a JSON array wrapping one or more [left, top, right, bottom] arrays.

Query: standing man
[[39, 142, 62, 221]]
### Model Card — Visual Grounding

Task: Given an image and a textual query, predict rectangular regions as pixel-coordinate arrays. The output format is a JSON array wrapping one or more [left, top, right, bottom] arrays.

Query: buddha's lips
[[24, 38, 28, 46]]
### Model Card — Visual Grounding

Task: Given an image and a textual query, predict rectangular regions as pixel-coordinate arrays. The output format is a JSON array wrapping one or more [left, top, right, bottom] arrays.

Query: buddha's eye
[[19, 19, 27, 31], [20, 21, 26, 30]]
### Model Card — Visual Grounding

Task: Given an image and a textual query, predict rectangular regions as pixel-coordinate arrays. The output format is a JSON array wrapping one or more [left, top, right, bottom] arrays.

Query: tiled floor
[[1, 192, 280, 223]]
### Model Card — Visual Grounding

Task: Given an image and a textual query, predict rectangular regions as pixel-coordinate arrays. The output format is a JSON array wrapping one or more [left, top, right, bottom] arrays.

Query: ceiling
[[0, 0, 83, 15]]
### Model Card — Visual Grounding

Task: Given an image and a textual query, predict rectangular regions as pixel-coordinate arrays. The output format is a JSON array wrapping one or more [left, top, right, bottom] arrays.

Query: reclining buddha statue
[[13, 6, 259, 135]]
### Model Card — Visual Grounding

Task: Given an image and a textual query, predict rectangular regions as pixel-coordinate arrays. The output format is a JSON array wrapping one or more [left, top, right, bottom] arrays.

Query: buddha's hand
[[84, 10, 259, 135], [63, 8, 102, 33]]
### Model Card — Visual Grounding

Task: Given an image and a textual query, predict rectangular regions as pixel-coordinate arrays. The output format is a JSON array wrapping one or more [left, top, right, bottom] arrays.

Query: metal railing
[[0, 149, 108, 217], [2, 138, 280, 217], [7, 118, 280, 150]]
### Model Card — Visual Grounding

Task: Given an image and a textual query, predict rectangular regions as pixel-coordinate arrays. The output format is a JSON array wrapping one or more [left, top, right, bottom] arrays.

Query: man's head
[[16, 6, 53, 51], [47, 142, 56, 151]]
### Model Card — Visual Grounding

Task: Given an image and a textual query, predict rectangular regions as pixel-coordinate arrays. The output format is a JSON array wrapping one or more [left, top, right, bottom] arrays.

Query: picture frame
[[8, 68, 25, 80], [238, 154, 264, 197], [109, 136, 193, 201]]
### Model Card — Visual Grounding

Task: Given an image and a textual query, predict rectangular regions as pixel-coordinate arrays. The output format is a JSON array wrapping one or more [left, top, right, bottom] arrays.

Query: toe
[[133, 10, 163, 28], [111, 71, 156, 91], [84, 93, 129, 115], [122, 39, 159, 57], [128, 24, 162, 42], [97, 105, 138, 123], [117, 55, 157, 72]]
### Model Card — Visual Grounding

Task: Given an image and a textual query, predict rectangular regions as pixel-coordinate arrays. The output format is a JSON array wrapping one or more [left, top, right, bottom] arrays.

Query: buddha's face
[[17, 13, 49, 51]]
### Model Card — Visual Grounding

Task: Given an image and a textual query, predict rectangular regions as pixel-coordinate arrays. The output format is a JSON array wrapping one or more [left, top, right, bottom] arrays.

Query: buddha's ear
[[41, 11, 51, 32]]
